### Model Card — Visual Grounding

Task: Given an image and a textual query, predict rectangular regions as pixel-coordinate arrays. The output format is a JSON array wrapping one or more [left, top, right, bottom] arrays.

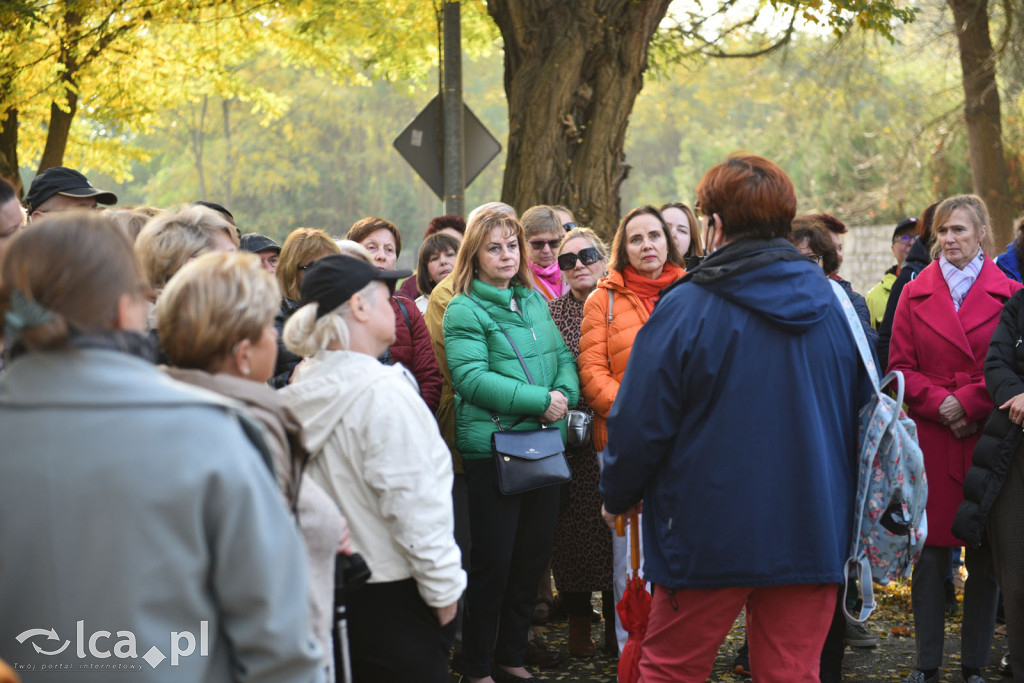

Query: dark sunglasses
[[562, 222, 578, 231], [557, 246, 602, 271], [529, 238, 561, 251]]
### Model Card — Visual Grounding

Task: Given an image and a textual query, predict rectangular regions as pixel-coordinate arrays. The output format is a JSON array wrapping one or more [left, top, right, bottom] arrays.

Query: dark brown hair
[[416, 232, 461, 296], [0, 211, 147, 351], [696, 155, 797, 240], [609, 205, 685, 273], [790, 225, 839, 275], [347, 216, 402, 257]]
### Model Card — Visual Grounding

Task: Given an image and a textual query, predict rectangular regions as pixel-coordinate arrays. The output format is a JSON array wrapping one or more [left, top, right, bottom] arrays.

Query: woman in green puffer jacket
[[443, 210, 579, 683]]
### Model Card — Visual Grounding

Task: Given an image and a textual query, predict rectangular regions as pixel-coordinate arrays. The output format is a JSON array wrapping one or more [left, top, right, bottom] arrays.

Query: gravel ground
[[450, 581, 1010, 682]]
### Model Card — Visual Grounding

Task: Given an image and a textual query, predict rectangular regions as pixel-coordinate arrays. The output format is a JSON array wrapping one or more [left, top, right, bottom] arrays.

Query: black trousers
[[988, 446, 1024, 678], [461, 457, 560, 677], [345, 578, 455, 683]]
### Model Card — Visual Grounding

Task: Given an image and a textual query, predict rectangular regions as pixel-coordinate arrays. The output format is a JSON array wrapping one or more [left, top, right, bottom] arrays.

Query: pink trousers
[[639, 583, 838, 683]]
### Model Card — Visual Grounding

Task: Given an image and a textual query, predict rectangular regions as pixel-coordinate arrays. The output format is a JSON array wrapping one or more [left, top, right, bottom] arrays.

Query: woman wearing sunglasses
[[547, 228, 615, 657], [521, 205, 568, 302], [578, 205, 685, 653]]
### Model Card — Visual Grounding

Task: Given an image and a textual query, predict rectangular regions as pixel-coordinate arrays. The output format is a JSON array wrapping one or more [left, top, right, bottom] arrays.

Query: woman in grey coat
[[0, 212, 324, 683]]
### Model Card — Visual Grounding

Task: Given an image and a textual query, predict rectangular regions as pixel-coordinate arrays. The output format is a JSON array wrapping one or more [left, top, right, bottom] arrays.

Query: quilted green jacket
[[443, 279, 580, 460]]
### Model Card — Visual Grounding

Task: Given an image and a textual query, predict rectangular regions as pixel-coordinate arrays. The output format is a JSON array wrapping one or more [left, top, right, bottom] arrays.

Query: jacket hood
[[281, 350, 418, 455], [673, 238, 834, 334], [905, 237, 932, 268], [996, 241, 1022, 282]]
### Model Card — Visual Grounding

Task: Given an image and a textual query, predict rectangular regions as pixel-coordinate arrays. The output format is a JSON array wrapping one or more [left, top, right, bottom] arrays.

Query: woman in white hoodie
[[281, 254, 466, 683]]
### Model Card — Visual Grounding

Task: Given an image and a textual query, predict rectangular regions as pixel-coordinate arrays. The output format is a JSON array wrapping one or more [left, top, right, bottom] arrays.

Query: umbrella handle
[[629, 508, 641, 576], [615, 514, 626, 537]]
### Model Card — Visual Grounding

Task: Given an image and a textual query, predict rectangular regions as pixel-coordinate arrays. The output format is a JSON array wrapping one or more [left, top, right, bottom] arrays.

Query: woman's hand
[[336, 517, 352, 555], [1000, 392, 1024, 425], [436, 601, 458, 627], [938, 395, 966, 425], [948, 418, 979, 439], [542, 391, 568, 423], [600, 502, 642, 531]]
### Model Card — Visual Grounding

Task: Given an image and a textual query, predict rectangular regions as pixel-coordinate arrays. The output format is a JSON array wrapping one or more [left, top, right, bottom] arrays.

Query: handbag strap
[[467, 296, 537, 432], [467, 295, 534, 383]]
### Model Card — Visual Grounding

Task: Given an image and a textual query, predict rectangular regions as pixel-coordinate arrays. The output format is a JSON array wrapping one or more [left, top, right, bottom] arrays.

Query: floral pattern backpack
[[830, 280, 928, 623]]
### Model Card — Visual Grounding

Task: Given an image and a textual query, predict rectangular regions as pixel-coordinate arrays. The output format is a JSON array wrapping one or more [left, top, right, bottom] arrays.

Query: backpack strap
[[394, 296, 414, 336], [829, 279, 896, 624]]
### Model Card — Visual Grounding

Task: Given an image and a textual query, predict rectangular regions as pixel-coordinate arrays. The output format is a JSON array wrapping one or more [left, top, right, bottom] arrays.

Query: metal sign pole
[[442, 0, 465, 217]]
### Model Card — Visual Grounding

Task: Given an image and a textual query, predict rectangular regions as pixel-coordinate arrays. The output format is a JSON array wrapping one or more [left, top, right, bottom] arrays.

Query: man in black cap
[[24, 167, 117, 221], [865, 217, 918, 329], [240, 233, 282, 275]]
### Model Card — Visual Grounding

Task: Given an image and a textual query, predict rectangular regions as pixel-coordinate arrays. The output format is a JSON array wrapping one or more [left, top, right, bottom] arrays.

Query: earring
[[242, 366, 251, 376]]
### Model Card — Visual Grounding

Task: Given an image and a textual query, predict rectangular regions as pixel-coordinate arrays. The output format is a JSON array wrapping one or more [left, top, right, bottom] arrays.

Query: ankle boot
[[568, 615, 597, 656]]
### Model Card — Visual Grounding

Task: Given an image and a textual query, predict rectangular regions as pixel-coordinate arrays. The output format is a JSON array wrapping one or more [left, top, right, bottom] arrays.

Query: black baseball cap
[[892, 217, 918, 241], [194, 201, 235, 224], [240, 233, 280, 254], [24, 167, 117, 214], [300, 254, 412, 318]]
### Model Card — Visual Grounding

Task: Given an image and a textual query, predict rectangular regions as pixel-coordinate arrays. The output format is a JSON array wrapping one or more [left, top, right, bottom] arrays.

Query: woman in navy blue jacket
[[600, 154, 872, 683]]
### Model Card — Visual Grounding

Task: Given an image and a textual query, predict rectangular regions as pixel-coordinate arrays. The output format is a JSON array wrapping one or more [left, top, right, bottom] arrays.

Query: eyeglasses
[[562, 222, 577, 231], [806, 254, 822, 264], [529, 239, 561, 251], [557, 246, 602, 271], [893, 234, 919, 245]]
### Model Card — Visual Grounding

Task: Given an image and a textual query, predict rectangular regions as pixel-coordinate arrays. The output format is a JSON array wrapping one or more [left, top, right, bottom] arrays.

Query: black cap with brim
[[240, 233, 281, 254], [300, 254, 412, 319], [24, 167, 117, 213], [892, 217, 918, 241]]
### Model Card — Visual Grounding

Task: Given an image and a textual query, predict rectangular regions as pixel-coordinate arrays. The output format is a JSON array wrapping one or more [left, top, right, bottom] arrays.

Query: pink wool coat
[[888, 257, 1021, 546]]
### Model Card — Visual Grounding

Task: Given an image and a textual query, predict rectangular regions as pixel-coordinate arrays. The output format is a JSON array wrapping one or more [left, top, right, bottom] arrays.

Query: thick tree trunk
[[488, 0, 671, 238], [948, 0, 1016, 246], [0, 107, 19, 195], [37, 9, 81, 174]]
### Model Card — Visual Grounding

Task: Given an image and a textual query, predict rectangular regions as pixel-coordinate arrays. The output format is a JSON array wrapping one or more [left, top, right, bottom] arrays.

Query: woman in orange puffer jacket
[[579, 204, 686, 652]]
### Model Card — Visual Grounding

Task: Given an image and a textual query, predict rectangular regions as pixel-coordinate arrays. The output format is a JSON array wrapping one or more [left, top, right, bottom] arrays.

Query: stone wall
[[841, 224, 898, 295]]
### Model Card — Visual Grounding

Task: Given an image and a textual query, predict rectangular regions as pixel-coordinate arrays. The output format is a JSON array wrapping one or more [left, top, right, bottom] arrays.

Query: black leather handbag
[[469, 297, 571, 495]]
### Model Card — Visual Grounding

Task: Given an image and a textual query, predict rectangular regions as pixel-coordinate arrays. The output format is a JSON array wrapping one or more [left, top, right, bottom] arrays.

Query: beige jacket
[[164, 368, 345, 669]]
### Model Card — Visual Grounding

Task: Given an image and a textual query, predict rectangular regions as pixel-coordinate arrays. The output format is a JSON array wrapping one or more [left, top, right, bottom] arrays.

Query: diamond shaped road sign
[[393, 94, 501, 200]]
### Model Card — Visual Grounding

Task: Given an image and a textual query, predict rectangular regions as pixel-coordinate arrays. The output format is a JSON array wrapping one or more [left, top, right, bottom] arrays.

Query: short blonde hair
[[929, 194, 992, 260], [135, 205, 239, 289], [277, 228, 341, 301], [521, 205, 563, 240], [157, 251, 279, 372], [558, 226, 608, 260], [451, 211, 534, 295], [335, 239, 374, 263]]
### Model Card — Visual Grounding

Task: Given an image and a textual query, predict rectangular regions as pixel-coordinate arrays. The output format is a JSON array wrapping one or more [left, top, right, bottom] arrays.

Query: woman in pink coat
[[888, 194, 1021, 683]]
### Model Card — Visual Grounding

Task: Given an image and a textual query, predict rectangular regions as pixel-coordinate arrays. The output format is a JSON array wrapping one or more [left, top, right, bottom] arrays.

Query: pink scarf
[[531, 260, 564, 301]]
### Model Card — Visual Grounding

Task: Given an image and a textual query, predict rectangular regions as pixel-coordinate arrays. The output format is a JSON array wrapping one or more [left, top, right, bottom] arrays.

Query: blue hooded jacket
[[600, 238, 873, 589], [995, 241, 1022, 283]]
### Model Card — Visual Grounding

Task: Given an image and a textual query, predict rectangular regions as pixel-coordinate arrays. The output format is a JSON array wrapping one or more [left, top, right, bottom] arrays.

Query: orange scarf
[[622, 264, 684, 314]]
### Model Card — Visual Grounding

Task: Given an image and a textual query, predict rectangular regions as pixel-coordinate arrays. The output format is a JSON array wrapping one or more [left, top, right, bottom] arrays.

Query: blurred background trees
[[2, 0, 1022, 251]]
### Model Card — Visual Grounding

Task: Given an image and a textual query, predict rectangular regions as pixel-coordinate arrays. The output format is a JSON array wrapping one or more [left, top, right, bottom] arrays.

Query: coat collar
[[906, 258, 1014, 358]]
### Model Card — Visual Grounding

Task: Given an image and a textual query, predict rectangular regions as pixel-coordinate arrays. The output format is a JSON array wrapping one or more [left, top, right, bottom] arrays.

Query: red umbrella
[[615, 508, 651, 683]]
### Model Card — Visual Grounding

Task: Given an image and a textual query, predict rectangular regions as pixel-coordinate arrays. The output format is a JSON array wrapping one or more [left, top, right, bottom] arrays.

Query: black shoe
[[493, 666, 544, 682], [523, 641, 563, 669]]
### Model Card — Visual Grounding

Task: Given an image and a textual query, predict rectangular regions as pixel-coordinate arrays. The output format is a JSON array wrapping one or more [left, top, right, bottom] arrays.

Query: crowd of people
[[0, 158, 1022, 683]]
